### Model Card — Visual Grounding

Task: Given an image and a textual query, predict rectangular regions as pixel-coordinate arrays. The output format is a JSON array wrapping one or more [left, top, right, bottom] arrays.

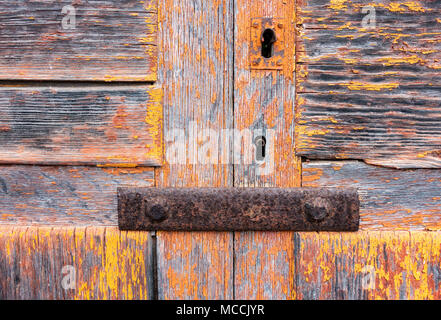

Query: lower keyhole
[[254, 136, 266, 161], [261, 28, 276, 58]]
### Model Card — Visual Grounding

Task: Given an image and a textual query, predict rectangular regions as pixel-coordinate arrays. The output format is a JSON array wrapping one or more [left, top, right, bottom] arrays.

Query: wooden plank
[[0, 0, 157, 81], [0, 166, 154, 225], [156, 232, 233, 299], [0, 85, 162, 166], [294, 231, 411, 299], [0, 226, 154, 299], [296, 0, 441, 168], [234, 0, 299, 187], [233, 0, 299, 300], [0, 227, 20, 299], [3, 226, 441, 300], [298, 0, 441, 27], [154, 0, 235, 299], [410, 232, 441, 299], [303, 160, 441, 231], [235, 232, 295, 299]]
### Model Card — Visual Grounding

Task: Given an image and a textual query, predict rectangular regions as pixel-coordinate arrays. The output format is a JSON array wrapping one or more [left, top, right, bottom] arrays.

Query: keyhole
[[254, 136, 266, 161], [261, 29, 276, 58]]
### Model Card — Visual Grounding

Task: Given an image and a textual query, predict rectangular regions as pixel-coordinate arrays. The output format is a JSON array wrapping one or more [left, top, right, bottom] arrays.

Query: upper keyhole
[[261, 28, 276, 58]]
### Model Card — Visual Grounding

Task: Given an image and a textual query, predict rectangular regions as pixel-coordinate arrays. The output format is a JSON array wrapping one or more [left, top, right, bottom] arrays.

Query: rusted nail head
[[252, 22, 259, 28], [146, 204, 168, 222], [278, 23, 284, 28]]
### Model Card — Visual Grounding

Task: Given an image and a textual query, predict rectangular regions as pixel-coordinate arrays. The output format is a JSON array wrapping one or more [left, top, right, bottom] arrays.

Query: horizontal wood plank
[[298, 0, 441, 28], [0, 166, 154, 225], [303, 160, 441, 231], [0, 0, 157, 81], [0, 85, 162, 166], [296, 0, 441, 167], [0, 226, 154, 299]]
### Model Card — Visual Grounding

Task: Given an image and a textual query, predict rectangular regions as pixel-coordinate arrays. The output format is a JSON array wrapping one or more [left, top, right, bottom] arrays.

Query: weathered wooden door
[[1, 0, 441, 300]]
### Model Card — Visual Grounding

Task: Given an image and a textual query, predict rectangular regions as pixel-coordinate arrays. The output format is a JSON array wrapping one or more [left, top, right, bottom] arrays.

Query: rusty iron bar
[[118, 187, 359, 231]]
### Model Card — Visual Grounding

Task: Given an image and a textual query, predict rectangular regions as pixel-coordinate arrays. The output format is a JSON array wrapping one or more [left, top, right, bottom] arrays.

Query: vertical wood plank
[[157, 232, 233, 299], [234, 232, 295, 299], [295, 232, 411, 300], [0, 227, 154, 300], [0, 227, 20, 299], [75, 227, 154, 300], [234, 0, 299, 187], [410, 232, 441, 300], [154, 0, 235, 299], [233, 0, 299, 300]]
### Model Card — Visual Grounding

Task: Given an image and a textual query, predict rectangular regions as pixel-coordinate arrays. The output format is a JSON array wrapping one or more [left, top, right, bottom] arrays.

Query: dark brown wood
[[0, 166, 154, 226], [0, 0, 157, 81], [296, 0, 441, 168], [303, 160, 441, 231], [0, 85, 162, 166], [118, 187, 360, 231]]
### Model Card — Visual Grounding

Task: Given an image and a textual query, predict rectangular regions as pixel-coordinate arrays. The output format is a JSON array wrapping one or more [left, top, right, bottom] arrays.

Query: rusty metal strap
[[118, 187, 359, 231]]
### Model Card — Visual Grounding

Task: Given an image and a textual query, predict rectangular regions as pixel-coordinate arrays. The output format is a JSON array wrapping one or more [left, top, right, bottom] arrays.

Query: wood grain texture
[[0, 0, 157, 81], [0, 85, 162, 166], [3, 227, 441, 300], [0, 166, 154, 225], [295, 232, 411, 299], [154, 0, 235, 299], [157, 232, 233, 299], [0, 226, 154, 300], [233, 0, 300, 300], [156, 0, 234, 187], [296, 0, 441, 168], [298, 0, 441, 28], [235, 0, 299, 187], [410, 232, 441, 299], [303, 160, 441, 231], [235, 232, 295, 299]]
